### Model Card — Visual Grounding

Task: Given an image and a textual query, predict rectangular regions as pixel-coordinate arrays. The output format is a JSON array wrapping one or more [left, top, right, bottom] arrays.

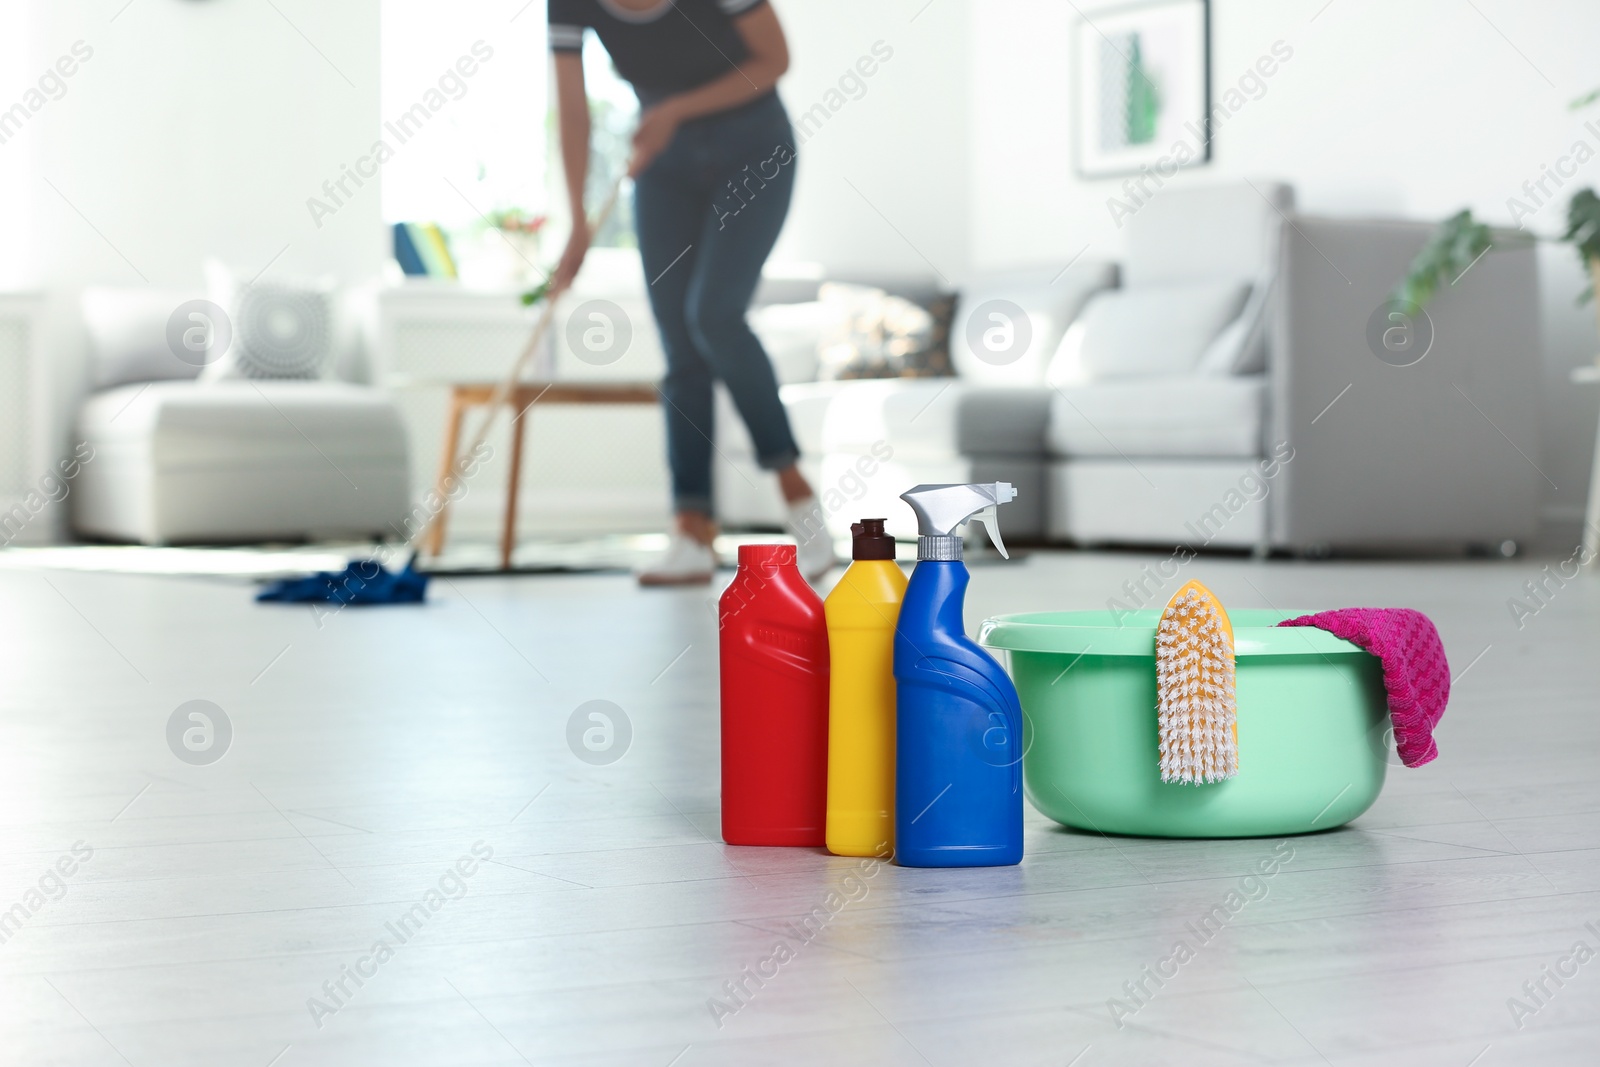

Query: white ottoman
[[74, 381, 409, 545]]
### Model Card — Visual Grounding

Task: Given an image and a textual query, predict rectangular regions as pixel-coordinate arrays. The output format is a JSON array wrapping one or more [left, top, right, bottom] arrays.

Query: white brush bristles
[[1156, 588, 1238, 785]]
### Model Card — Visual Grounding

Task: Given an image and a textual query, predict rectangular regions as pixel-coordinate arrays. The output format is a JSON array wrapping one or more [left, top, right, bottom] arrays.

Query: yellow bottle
[[825, 519, 907, 858]]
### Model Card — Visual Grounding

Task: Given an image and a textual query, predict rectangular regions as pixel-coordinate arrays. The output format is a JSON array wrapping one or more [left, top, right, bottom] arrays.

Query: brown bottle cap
[[850, 518, 895, 561]]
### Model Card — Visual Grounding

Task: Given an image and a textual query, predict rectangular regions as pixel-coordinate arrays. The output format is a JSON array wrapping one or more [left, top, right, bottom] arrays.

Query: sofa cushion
[[1045, 459, 1270, 548], [818, 379, 1052, 460], [1047, 281, 1249, 383], [1195, 276, 1273, 376], [82, 288, 207, 389], [200, 260, 335, 381], [1047, 376, 1265, 459], [949, 263, 1117, 385]]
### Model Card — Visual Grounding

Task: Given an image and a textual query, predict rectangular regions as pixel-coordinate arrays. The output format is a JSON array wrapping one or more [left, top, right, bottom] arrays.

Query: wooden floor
[[2, 546, 1598, 1065]]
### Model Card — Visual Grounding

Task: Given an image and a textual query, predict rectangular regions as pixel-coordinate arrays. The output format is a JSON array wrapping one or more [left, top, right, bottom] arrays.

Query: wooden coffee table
[[424, 381, 659, 569]]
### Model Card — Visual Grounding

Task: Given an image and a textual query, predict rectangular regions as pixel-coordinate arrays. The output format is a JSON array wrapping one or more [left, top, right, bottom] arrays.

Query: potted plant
[[483, 208, 548, 282], [451, 207, 548, 289], [1400, 89, 1600, 321], [1397, 194, 1600, 316]]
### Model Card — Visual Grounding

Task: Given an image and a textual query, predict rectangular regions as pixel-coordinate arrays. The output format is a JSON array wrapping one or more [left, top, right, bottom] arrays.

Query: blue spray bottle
[[894, 483, 1024, 868]]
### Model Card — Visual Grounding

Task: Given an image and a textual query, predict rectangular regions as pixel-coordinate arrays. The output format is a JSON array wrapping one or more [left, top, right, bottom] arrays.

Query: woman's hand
[[630, 101, 683, 177], [552, 218, 591, 295]]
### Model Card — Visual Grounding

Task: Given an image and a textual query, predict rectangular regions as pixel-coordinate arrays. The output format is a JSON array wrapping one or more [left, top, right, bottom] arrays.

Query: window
[[577, 31, 638, 249], [379, 2, 548, 228], [379, 3, 638, 253]]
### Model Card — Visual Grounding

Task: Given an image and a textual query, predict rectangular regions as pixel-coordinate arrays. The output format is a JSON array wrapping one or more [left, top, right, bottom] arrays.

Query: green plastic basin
[[978, 609, 1389, 838]]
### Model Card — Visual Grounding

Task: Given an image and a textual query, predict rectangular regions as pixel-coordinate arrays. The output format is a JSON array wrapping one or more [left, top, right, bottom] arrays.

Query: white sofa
[[75, 382, 408, 544], [722, 181, 1542, 555], [1045, 182, 1288, 549], [1046, 185, 1541, 553], [72, 288, 409, 545]]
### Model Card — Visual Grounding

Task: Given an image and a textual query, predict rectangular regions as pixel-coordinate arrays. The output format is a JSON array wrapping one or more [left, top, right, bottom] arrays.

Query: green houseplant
[[1396, 193, 1600, 311], [1399, 89, 1600, 315], [1565, 187, 1600, 305]]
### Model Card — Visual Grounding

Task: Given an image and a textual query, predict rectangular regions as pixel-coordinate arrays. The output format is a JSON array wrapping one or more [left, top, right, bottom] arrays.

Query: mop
[[257, 177, 626, 605]]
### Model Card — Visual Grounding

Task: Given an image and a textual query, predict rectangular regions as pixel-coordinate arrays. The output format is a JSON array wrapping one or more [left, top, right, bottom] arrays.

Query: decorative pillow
[[814, 282, 954, 380], [199, 259, 334, 381], [913, 294, 957, 377], [82, 287, 206, 388], [1196, 276, 1274, 376], [1046, 280, 1250, 384]]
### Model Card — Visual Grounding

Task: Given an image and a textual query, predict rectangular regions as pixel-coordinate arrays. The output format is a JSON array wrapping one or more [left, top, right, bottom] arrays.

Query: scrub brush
[[1156, 579, 1238, 785]]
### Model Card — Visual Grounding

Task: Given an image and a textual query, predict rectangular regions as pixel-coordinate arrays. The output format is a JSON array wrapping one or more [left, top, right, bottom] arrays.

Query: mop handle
[[412, 174, 626, 552]]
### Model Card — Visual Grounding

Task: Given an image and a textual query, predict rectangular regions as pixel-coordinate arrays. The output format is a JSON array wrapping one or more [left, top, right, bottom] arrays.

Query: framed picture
[[1073, 0, 1210, 179]]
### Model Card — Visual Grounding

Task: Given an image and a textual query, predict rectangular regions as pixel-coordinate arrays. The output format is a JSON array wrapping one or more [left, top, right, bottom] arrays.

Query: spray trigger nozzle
[[899, 482, 1018, 561], [969, 505, 1008, 559]]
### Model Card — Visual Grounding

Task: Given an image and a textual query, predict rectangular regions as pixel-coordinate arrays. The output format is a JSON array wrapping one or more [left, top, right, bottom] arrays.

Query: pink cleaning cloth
[[1277, 608, 1449, 768]]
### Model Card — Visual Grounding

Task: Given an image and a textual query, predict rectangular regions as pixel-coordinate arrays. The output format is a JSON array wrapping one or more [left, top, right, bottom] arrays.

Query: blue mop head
[[256, 555, 429, 605]]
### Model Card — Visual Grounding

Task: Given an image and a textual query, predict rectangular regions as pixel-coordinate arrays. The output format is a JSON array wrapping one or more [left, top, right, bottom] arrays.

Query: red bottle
[[719, 544, 830, 846]]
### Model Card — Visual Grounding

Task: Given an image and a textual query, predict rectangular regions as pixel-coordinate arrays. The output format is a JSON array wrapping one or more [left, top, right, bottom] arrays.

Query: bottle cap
[[737, 543, 796, 569], [850, 518, 895, 561], [899, 483, 1018, 561]]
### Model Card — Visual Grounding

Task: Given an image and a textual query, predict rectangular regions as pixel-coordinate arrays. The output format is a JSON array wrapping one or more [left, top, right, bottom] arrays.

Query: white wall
[[768, 0, 970, 280], [0, 4, 37, 293], [9, 0, 381, 517], [6, 0, 970, 293], [27, 0, 382, 289], [969, 0, 1600, 523]]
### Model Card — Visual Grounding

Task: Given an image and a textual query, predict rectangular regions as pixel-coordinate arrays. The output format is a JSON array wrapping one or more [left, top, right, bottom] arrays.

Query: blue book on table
[[392, 222, 428, 276]]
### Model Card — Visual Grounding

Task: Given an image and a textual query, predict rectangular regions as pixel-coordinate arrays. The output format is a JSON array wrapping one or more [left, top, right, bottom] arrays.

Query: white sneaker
[[637, 533, 716, 586], [787, 496, 837, 582]]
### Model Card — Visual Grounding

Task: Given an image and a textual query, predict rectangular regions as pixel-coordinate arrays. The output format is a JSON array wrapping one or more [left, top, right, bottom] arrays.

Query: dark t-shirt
[[548, 0, 768, 107]]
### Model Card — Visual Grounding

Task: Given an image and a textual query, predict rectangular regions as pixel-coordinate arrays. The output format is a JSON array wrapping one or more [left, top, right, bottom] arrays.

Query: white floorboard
[[2, 546, 1598, 1065]]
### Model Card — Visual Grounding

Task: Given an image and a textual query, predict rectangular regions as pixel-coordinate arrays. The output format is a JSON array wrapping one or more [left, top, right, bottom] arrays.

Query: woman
[[548, 0, 832, 585]]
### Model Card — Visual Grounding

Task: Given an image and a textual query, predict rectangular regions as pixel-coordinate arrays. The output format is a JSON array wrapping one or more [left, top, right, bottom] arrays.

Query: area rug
[[0, 533, 808, 581]]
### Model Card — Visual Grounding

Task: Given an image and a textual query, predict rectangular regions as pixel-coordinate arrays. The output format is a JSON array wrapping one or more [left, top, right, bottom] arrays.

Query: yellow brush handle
[[413, 175, 625, 553]]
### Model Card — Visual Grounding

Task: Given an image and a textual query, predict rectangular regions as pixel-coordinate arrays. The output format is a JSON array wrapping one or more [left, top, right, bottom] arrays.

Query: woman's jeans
[[634, 91, 799, 516]]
